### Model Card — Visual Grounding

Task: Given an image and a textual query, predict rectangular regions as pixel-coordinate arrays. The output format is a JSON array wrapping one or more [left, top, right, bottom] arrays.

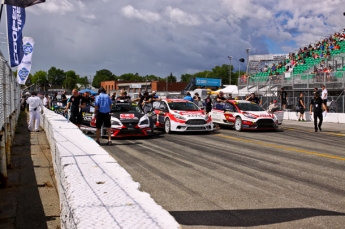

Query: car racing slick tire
[[164, 118, 171, 134], [234, 117, 242, 132]]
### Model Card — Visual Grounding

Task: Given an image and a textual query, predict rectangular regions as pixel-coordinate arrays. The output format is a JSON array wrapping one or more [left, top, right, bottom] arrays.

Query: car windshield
[[168, 102, 199, 111], [236, 102, 265, 111], [111, 102, 141, 113]]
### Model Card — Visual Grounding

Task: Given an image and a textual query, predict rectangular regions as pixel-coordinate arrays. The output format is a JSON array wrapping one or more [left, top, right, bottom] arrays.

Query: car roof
[[164, 99, 190, 103]]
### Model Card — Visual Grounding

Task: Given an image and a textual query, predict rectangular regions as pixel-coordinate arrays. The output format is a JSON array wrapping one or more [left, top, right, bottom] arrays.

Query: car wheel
[[164, 118, 171, 134], [235, 117, 242, 132]]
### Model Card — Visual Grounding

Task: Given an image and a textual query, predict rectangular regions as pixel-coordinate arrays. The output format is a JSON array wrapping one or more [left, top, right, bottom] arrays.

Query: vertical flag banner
[[4, 0, 45, 8], [17, 37, 34, 85], [6, 5, 26, 67]]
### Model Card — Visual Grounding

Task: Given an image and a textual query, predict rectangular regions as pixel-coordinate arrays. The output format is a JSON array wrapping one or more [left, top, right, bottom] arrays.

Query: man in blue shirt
[[183, 92, 194, 102], [94, 87, 112, 145]]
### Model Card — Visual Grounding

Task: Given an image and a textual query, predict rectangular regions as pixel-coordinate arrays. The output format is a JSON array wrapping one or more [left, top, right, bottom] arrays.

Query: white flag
[[17, 37, 34, 85]]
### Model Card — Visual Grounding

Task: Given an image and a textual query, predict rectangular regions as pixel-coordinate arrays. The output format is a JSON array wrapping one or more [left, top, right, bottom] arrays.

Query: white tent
[[215, 85, 239, 94]]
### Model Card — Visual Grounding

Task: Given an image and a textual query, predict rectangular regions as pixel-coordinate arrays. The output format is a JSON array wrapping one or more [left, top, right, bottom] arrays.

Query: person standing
[[26, 91, 44, 132], [298, 93, 306, 121], [183, 92, 194, 102], [61, 91, 68, 107], [321, 85, 328, 105], [111, 92, 117, 101], [280, 88, 287, 109], [43, 94, 49, 108], [309, 92, 327, 132], [64, 89, 86, 129], [246, 93, 261, 105], [94, 87, 112, 145], [205, 94, 212, 113]]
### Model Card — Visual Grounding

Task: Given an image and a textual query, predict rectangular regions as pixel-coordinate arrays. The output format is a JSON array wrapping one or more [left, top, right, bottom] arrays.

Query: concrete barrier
[[283, 111, 345, 123], [40, 108, 179, 229]]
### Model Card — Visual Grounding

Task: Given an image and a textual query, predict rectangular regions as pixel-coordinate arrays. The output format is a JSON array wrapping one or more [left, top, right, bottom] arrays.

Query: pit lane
[[94, 121, 345, 228]]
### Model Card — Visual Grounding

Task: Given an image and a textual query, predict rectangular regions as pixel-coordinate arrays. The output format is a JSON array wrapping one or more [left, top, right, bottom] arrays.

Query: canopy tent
[[79, 89, 98, 95], [214, 85, 239, 94]]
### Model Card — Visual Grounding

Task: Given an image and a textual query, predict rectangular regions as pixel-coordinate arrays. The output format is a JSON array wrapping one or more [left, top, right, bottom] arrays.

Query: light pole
[[239, 58, 245, 84], [246, 48, 250, 77], [228, 56, 232, 85]]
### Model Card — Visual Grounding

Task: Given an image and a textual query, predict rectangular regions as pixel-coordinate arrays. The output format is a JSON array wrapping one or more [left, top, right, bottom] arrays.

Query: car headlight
[[111, 121, 121, 126], [140, 119, 149, 125], [174, 114, 186, 120], [243, 113, 257, 119]]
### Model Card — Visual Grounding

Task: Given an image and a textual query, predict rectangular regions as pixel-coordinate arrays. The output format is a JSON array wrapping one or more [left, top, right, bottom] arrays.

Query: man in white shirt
[[321, 85, 328, 104], [43, 94, 49, 108], [26, 91, 44, 132]]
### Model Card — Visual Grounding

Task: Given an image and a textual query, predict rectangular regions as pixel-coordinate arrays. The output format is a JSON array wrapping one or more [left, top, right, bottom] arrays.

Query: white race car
[[209, 100, 283, 131], [154, 99, 213, 133]]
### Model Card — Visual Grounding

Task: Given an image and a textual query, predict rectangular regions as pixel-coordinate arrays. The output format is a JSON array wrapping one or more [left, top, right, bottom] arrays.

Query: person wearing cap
[[297, 93, 306, 121], [309, 92, 327, 132], [151, 90, 160, 102], [26, 91, 44, 132]]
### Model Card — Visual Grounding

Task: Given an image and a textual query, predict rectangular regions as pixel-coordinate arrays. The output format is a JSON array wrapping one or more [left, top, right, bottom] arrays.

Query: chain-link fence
[[0, 51, 21, 188]]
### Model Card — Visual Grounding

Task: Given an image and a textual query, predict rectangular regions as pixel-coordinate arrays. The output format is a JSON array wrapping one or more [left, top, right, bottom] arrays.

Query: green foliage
[[166, 72, 177, 83], [47, 67, 65, 87], [78, 76, 90, 89], [60, 70, 78, 90], [180, 73, 193, 82], [92, 69, 116, 88]]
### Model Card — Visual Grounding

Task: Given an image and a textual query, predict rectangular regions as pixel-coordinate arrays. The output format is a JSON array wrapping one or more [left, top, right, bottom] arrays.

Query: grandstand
[[241, 30, 345, 103]]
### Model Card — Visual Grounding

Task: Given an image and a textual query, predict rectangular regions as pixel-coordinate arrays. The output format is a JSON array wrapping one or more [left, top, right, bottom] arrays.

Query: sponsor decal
[[120, 113, 135, 119], [23, 42, 33, 55], [18, 67, 29, 81]]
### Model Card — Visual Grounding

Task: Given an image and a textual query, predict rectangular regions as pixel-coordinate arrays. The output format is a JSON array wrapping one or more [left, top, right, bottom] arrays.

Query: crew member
[[310, 92, 327, 132], [26, 91, 44, 132], [94, 87, 113, 145], [64, 89, 86, 129]]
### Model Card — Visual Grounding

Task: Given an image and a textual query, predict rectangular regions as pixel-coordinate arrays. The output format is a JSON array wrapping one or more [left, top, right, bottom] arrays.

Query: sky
[[0, 0, 344, 80]]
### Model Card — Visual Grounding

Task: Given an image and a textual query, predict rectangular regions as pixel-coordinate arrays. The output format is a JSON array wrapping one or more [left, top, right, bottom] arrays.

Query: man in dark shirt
[[280, 88, 287, 109], [246, 93, 261, 105], [309, 92, 327, 132], [216, 91, 227, 102], [61, 91, 68, 107], [111, 92, 116, 101], [64, 89, 86, 128], [138, 91, 152, 113]]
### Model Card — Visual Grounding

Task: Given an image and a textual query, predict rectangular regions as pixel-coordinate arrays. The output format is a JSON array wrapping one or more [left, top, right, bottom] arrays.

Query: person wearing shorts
[[298, 93, 306, 121], [94, 87, 112, 145]]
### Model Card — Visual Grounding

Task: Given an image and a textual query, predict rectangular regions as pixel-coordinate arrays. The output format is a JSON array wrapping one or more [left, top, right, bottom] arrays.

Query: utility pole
[[246, 48, 250, 77], [228, 56, 232, 85]]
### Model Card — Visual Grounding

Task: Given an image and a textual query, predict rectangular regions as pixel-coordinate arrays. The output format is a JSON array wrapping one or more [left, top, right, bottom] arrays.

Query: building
[[101, 80, 188, 94]]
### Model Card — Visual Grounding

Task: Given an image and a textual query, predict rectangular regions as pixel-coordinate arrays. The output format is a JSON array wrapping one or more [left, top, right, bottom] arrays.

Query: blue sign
[[7, 5, 26, 67], [195, 78, 222, 87]]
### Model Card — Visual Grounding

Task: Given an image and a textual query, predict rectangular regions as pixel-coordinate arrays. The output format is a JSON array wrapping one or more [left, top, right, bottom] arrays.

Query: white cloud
[[165, 6, 201, 26], [121, 5, 160, 23]]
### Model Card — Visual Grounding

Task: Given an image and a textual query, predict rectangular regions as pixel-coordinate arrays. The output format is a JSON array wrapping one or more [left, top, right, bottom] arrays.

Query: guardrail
[[0, 52, 21, 188], [40, 108, 179, 228]]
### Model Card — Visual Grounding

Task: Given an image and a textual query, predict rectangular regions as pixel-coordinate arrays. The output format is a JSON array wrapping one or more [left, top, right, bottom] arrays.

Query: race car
[[209, 100, 282, 131], [83, 101, 155, 138], [154, 99, 213, 134]]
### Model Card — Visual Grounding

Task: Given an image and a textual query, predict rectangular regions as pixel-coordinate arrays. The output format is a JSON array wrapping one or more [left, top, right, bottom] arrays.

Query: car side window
[[224, 103, 234, 112], [159, 102, 168, 111], [153, 101, 160, 110]]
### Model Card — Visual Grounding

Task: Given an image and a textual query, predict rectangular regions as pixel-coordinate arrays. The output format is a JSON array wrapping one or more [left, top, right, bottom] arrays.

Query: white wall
[[40, 108, 179, 229], [283, 111, 345, 123]]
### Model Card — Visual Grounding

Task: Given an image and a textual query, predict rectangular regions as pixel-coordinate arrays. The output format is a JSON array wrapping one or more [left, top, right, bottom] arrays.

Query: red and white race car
[[154, 99, 213, 133], [209, 100, 283, 131]]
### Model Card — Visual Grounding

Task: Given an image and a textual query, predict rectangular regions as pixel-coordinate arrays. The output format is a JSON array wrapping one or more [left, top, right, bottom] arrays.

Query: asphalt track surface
[[96, 121, 345, 229]]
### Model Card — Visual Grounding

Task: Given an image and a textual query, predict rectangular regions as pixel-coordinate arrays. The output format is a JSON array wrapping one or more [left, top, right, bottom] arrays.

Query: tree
[[166, 72, 177, 83], [63, 70, 78, 90], [119, 73, 142, 81], [32, 70, 48, 91], [47, 67, 65, 88], [92, 69, 116, 88], [211, 64, 235, 85], [180, 73, 193, 82], [78, 76, 90, 89]]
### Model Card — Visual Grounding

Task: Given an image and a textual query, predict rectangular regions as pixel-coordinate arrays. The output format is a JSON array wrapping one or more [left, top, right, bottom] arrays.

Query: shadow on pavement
[[170, 208, 345, 227]]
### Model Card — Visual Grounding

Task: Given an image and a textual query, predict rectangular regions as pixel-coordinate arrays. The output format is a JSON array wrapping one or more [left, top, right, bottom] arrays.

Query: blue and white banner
[[7, 5, 26, 67], [17, 37, 34, 85]]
